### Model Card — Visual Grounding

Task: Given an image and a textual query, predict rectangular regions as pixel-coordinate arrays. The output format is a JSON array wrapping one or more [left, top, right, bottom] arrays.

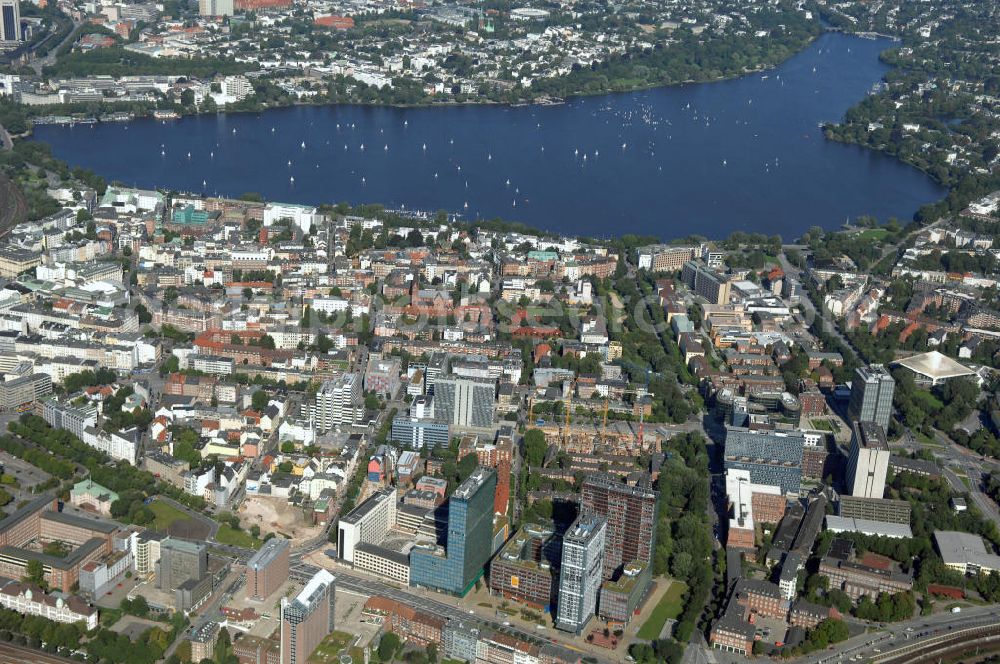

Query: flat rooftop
[[935, 530, 1000, 570], [341, 487, 394, 525], [246, 537, 288, 571]]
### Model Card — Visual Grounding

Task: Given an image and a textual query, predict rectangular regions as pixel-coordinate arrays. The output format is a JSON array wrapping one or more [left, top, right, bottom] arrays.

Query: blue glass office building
[[410, 467, 496, 596]]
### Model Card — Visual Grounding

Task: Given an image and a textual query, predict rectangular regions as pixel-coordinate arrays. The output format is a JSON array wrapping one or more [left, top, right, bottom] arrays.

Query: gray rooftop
[[247, 537, 289, 571], [935, 530, 1000, 570]]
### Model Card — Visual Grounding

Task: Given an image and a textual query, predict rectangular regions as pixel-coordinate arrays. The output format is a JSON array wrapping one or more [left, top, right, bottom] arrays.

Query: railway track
[[873, 622, 1000, 664]]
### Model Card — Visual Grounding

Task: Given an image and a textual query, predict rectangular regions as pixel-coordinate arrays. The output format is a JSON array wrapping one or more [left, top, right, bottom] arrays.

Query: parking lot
[[0, 451, 51, 492]]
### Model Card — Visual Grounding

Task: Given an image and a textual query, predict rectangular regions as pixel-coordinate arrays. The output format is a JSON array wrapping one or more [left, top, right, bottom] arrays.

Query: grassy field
[[952, 468, 972, 490], [215, 524, 264, 549], [148, 499, 190, 531], [99, 607, 123, 627], [916, 430, 944, 447], [856, 228, 890, 241], [637, 581, 688, 640], [308, 631, 356, 663]]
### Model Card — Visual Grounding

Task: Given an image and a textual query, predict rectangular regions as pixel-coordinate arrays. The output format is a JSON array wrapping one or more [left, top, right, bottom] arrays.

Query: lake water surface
[[34, 32, 946, 240]]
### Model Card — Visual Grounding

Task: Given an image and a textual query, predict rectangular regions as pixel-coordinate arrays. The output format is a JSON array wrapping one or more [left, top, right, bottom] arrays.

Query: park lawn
[[857, 228, 890, 241], [915, 430, 944, 447], [99, 607, 123, 627], [912, 389, 944, 412], [637, 580, 688, 640], [215, 524, 263, 549], [148, 499, 190, 531], [308, 630, 355, 662]]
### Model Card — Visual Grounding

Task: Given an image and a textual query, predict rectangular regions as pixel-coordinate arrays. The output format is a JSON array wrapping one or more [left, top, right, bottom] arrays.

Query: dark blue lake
[[34, 32, 945, 240]]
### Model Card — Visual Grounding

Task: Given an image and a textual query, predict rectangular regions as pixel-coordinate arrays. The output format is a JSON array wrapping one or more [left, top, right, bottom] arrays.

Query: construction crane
[[562, 379, 575, 448], [598, 371, 653, 448]]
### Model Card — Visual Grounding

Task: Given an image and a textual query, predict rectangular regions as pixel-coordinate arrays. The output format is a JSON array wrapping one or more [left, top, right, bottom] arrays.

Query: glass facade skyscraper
[[410, 467, 496, 596], [847, 365, 895, 431], [0, 0, 19, 43], [555, 514, 606, 634]]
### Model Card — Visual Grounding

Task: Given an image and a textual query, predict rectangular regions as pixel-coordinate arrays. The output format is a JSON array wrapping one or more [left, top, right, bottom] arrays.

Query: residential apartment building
[[580, 473, 658, 580], [363, 596, 443, 647], [315, 373, 362, 430], [41, 396, 97, 440]]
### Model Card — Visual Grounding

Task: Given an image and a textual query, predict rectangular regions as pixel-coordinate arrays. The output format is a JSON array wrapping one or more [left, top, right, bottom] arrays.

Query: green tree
[[523, 429, 547, 466], [378, 633, 401, 661], [251, 390, 269, 412], [24, 559, 45, 587]]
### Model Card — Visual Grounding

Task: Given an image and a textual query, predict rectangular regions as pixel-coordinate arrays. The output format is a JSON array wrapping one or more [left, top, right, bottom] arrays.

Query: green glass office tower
[[410, 467, 497, 596]]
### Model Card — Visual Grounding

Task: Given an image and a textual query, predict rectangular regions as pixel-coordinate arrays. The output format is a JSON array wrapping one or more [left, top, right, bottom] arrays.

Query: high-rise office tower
[[157, 539, 208, 591], [410, 467, 496, 595], [0, 0, 20, 45], [246, 537, 289, 601], [555, 514, 606, 634], [281, 569, 336, 664], [847, 365, 895, 431], [432, 376, 495, 428], [846, 421, 891, 499], [581, 473, 657, 580]]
